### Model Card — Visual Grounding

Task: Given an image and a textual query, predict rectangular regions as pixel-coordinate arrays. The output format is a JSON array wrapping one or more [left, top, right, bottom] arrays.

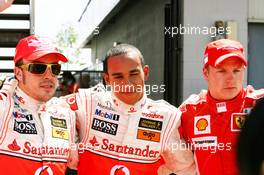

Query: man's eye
[[234, 69, 241, 73], [217, 70, 225, 73], [114, 76, 123, 79], [130, 73, 139, 76]]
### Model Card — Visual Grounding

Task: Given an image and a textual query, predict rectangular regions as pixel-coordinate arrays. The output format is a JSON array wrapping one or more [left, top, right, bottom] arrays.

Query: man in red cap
[[0, 35, 77, 175], [179, 39, 264, 175]]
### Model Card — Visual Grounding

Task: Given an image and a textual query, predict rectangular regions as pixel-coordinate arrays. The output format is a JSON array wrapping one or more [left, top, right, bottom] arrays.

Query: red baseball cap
[[203, 39, 247, 68], [14, 35, 68, 64]]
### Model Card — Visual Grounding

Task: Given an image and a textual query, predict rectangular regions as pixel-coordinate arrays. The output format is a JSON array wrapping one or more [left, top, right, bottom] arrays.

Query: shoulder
[[63, 83, 108, 111], [77, 83, 107, 96], [46, 97, 71, 109], [179, 90, 207, 112], [245, 85, 264, 100], [63, 93, 78, 111], [147, 98, 178, 112], [144, 99, 182, 130]]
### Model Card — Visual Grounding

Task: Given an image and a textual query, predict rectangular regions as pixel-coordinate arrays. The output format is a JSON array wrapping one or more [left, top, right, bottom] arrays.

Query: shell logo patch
[[196, 118, 208, 131], [194, 115, 211, 135]]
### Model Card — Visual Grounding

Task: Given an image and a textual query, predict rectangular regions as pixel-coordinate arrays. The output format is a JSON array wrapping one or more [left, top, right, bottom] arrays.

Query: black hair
[[15, 60, 24, 67], [103, 43, 145, 73]]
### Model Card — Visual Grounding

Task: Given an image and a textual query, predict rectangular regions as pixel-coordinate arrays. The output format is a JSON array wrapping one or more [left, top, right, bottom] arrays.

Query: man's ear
[[143, 65, 149, 81], [14, 67, 23, 81], [203, 67, 210, 81], [103, 73, 109, 85]]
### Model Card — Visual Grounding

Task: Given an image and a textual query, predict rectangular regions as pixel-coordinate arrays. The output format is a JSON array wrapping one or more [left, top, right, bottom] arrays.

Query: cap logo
[[217, 45, 239, 51], [204, 54, 208, 64], [28, 39, 55, 51]]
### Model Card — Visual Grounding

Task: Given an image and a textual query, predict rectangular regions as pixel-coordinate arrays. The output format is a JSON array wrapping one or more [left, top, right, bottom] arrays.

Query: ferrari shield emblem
[[231, 113, 246, 132]]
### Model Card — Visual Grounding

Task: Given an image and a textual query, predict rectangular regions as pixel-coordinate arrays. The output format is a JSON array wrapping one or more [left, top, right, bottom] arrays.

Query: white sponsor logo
[[34, 166, 53, 175], [216, 102, 227, 113], [192, 136, 217, 148]]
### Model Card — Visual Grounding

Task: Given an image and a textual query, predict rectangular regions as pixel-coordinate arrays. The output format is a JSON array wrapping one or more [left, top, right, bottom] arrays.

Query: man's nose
[[226, 71, 235, 80], [122, 77, 132, 85], [43, 67, 55, 78]]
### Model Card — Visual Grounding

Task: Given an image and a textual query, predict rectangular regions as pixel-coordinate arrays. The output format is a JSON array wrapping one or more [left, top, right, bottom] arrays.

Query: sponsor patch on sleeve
[[65, 94, 78, 111]]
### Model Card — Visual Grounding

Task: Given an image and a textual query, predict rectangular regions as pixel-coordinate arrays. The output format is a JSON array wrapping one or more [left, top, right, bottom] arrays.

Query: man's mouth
[[40, 83, 54, 91], [224, 87, 236, 90]]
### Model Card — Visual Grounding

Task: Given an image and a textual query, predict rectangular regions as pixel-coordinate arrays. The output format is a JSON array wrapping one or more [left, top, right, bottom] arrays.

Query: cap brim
[[215, 53, 247, 67], [26, 51, 68, 63]]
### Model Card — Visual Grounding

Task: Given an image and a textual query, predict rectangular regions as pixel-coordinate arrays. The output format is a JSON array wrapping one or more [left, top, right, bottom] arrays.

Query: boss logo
[[92, 118, 118, 135], [14, 120, 37, 134]]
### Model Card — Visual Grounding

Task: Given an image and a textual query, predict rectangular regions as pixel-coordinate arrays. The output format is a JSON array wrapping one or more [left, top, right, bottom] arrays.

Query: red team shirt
[[180, 86, 264, 175]]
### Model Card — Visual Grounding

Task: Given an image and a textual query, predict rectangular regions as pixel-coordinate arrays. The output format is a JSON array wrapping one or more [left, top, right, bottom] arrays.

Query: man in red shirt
[[179, 39, 264, 175]]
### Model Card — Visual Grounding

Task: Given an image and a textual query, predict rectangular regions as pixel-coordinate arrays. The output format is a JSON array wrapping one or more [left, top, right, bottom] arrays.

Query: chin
[[39, 93, 54, 101], [40, 96, 52, 102], [224, 93, 239, 100]]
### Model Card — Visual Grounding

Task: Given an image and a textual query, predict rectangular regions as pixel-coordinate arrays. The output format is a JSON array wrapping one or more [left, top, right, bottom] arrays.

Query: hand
[[0, 77, 18, 95], [0, 79, 3, 89], [67, 148, 79, 170]]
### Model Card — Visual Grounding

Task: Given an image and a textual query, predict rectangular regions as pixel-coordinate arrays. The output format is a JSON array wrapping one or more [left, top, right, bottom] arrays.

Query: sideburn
[[22, 71, 26, 84]]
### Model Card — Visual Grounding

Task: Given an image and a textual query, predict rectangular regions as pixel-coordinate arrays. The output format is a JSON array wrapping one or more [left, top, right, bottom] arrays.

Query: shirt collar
[[111, 92, 147, 114], [14, 87, 44, 112], [207, 89, 246, 113]]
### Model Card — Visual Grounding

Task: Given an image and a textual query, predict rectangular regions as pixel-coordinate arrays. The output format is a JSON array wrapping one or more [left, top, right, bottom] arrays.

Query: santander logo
[[8, 139, 21, 151], [110, 165, 130, 175]]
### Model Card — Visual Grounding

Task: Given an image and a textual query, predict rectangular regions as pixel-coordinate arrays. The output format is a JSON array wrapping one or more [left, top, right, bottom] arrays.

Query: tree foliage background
[[56, 25, 81, 65]]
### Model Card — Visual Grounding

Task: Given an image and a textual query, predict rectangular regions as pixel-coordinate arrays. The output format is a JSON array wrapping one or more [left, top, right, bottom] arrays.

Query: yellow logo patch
[[52, 128, 69, 140]]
